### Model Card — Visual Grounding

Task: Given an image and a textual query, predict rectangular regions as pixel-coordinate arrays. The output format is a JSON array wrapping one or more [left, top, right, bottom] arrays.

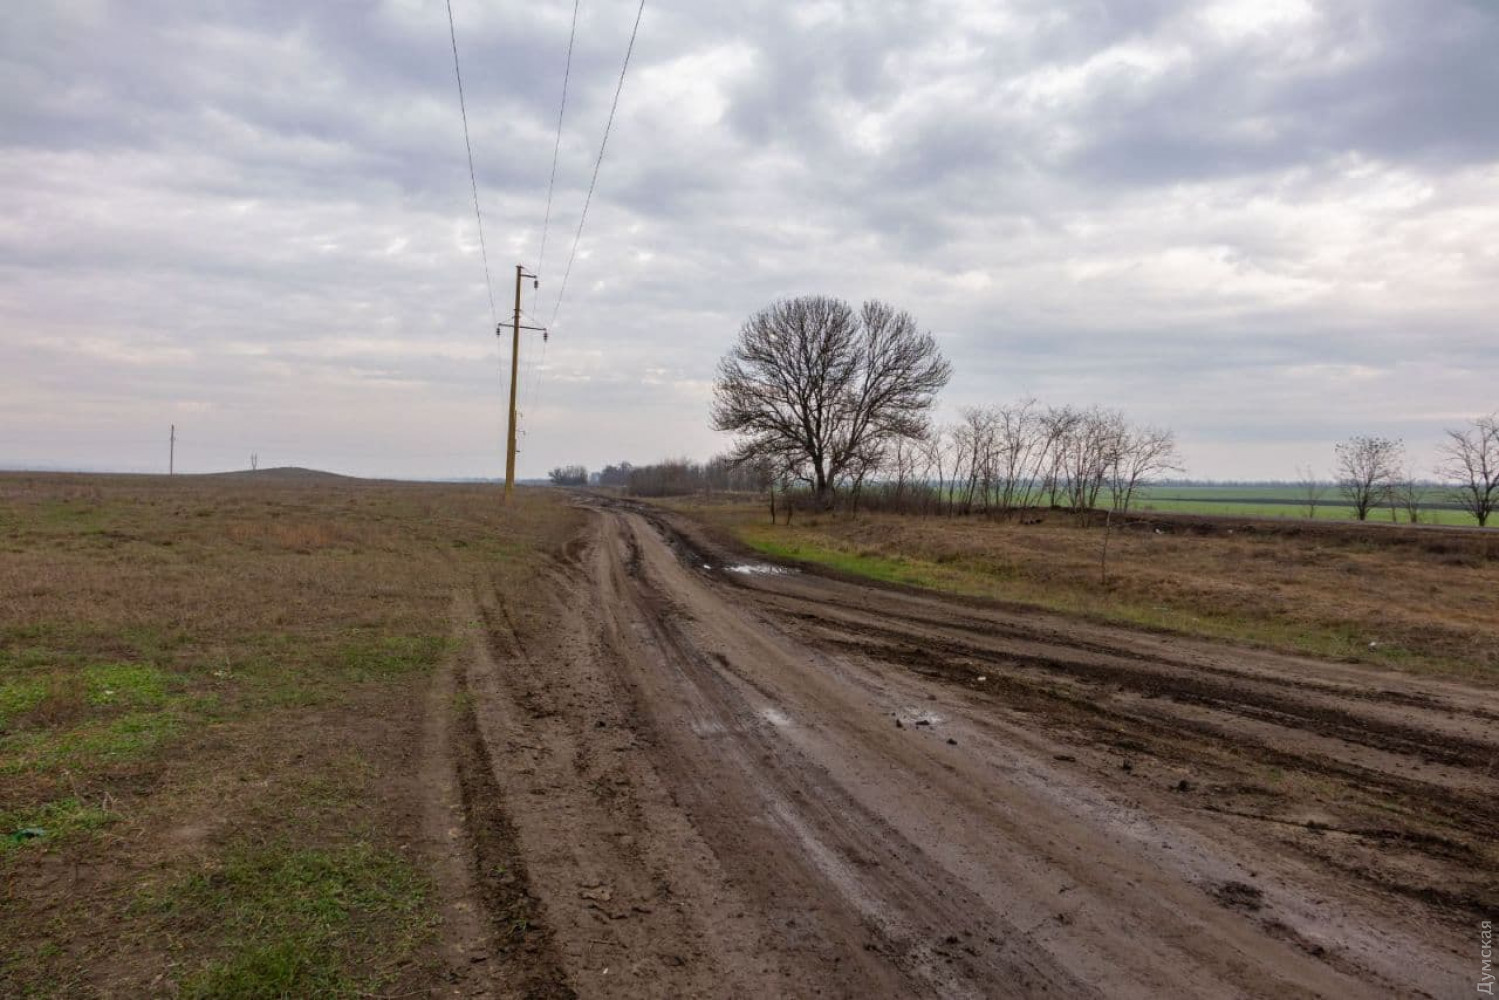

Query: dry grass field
[[0, 471, 582, 998], [5, 476, 1493, 997], [674, 499, 1499, 681]]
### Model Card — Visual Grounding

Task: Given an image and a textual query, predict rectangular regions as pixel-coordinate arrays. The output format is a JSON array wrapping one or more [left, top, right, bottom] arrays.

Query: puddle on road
[[725, 563, 797, 575], [760, 707, 792, 727], [896, 708, 946, 727]]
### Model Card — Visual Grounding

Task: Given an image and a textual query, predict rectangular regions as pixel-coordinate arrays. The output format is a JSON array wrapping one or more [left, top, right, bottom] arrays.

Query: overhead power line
[[445, 0, 497, 324], [548, 0, 646, 328], [536, 0, 580, 282], [521, 0, 579, 433]]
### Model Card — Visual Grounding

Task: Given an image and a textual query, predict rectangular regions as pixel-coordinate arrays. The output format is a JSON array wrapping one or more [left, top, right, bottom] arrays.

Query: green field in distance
[[1135, 484, 1482, 527]]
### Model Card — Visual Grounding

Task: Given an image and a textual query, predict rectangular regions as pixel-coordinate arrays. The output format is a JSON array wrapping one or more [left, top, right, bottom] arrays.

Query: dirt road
[[441, 495, 1494, 998]]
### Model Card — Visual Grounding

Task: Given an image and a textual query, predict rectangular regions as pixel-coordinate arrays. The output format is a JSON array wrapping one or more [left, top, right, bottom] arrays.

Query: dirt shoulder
[[662, 497, 1499, 681]]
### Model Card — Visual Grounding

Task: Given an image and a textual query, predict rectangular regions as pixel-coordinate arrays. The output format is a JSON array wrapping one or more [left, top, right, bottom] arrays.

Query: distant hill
[[204, 467, 359, 484], [0, 466, 552, 486]]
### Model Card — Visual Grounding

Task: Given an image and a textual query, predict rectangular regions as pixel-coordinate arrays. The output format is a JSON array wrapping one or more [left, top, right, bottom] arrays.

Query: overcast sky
[[3, 0, 1495, 480]]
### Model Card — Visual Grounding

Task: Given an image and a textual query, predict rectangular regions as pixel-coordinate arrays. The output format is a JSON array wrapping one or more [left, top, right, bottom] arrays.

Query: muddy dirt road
[[442, 495, 1494, 998]]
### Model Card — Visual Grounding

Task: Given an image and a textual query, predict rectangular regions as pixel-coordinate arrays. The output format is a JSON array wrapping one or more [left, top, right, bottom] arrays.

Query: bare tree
[[955, 407, 996, 514], [923, 426, 957, 517], [1057, 407, 1116, 515], [1334, 436, 1403, 521], [250, 452, 259, 472], [1435, 413, 1499, 527], [1038, 405, 1081, 508], [1296, 465, 1327, 519], [881, 434, 923, 513], [1108, 424, 1180, 515], [1390, 472, 1423, 524], [994, 399, 1046, 514], [712, 296, 951, 509]]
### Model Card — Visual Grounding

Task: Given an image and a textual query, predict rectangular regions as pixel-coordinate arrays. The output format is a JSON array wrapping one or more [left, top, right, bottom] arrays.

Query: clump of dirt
[[1210, 880, 1265, 912]]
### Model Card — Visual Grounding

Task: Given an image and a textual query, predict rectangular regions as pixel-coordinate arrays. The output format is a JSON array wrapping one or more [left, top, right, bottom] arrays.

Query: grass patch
[[221, 632, 451, 710], [2, 709, 183, 775], [0, 678, 49, 732], [0, 473, 584, 995], [142, 840, 432, 999], [1, 797, 116, 854], [1135, 484, 1482, 527], [338, 633, 450, 680], [747, 534, 972, 591], [725, 510, 1494, 680], [35, 500, 111, 533], [85, 663, 171, 708]]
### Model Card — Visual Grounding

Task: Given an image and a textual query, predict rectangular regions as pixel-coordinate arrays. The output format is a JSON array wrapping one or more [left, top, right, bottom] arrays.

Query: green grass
[[2, 709, 184, 775], [0, 628, 449, 768], [749, 536, 978, 591], [0, 476, 583, 995], [1135, 485, 1481, 526], [1, 797, 116, 854], [221, 630, 451, 710], [0, 678, 49, 733], [84, 663, 170, 708], [0, 629, 78, 676], [0, 656, 191, 775], [739, 528, 1456, 676], [35, 500, 113, 533], [338, 633, 450, 680], [140, 839, 432, 1000]]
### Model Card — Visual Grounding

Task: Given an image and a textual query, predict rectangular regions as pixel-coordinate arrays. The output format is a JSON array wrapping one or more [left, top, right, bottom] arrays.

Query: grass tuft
[[338, 634, 450, 680], [0, 678, 49, 733], [2, 709, 182, 775], [142, 840, 431, 999], [85, 663, 170, 708], [0, 797, 116, 854]]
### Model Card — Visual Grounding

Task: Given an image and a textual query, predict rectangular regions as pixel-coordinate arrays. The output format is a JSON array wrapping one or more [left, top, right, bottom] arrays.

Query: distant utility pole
[[502, 263, 545, 503], [169, 424, 176, 476]]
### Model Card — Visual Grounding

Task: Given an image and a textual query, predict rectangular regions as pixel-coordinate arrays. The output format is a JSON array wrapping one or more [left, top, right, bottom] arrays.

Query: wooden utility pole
[[502, 264, 543, 502], [169, 424, 175, 476]]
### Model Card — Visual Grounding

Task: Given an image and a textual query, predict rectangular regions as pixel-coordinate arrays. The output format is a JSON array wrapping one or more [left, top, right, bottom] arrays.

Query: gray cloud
[[2, 0, 1495, 479]]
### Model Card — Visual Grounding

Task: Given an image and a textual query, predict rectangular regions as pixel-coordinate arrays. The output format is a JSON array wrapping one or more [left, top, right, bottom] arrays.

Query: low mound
[[206, 466, 358, 484]]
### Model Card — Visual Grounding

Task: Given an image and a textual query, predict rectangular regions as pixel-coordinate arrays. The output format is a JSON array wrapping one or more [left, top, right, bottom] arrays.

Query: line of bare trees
[[848, 400, 1180, 519], [604, 400, 1179, 524], [578, 292, 1495, 531], [1329, 415, 1498, 526], [591, 456, 773, 498]]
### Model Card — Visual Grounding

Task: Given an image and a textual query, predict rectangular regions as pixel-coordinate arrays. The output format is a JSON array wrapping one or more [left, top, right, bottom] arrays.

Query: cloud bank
[[2, 0, 1495, 478]]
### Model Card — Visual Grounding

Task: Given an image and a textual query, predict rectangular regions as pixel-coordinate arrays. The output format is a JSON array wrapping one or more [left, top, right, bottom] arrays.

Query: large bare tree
[[711, 296, 951, 507], [1334, 435, 1403, 521], [1435, 413, 1499, 527]]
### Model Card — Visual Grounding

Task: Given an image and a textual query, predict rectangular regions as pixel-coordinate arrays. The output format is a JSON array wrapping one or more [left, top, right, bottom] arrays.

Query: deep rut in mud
[[449, 495, 1494, 998]]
